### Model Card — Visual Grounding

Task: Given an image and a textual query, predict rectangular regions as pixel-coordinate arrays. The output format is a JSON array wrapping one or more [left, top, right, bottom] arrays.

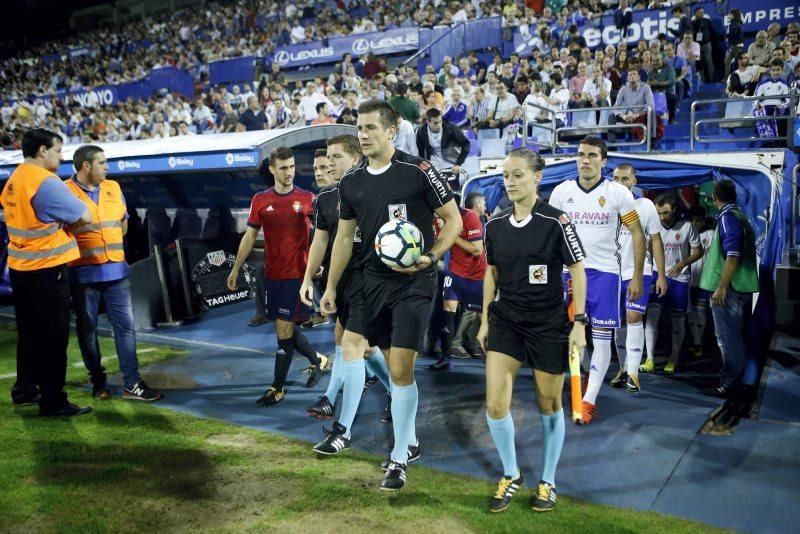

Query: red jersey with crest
[[247, 186, 314, 279], [448, 207, 487, 281]]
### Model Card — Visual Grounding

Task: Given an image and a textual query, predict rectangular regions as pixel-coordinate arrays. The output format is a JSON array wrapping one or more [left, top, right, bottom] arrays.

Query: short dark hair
[[395, 82, 408, 96], [425, 107, 442, 120], [73, 145, 104, 173], [21, 128, 62, 159], [689, 206, 706, 219], [655, 192, 678, 208], [315, 101, 327, 113], [314, 148, 327, 159], [579, 135, 607, 159], [269, 146, 294, 163], [465, 192, 485, 209], [326, 134, 362, 158], [713, 179, 737, 204], [357, 99, 399, 130], [769, 58, 785, 69], [615, 162, 636, 177]]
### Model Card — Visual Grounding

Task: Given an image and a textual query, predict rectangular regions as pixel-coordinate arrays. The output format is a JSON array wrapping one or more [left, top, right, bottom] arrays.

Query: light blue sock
[[323, 346, 344, 401], [338, 359, 366, 439], [540, 409, 565, 486], [365, 349, 391, 391], [486, 412, 519, 478], [390, 382, 418, 464]]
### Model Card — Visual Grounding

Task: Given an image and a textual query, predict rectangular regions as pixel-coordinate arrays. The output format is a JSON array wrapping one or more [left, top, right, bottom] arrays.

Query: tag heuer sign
[[190, 250, 256, 311]]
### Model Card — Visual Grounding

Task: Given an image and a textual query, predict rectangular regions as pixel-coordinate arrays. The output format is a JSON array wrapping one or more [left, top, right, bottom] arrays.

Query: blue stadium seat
[[477, 129, 500, 143], [201, 206, 237, 240], [480, 138, 506, 158], [170, 208, 202, 241]]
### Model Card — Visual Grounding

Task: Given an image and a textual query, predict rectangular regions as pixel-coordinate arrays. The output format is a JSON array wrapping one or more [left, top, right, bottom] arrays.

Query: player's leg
[[611, 279, 630, 387], [642, 273, 663, 372], [430, 295, 458, 371], [622, 275, 650, 391], [665, 279, 690, 374], [688, 286, 708, 357], [581, 270, 620, 423]]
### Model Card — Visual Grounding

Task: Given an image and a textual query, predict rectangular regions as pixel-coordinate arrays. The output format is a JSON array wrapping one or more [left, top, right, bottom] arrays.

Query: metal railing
[[690, 89, 799, 150], [555, 104, 652, 151], [522, 102, 653, 152], [792, 163, 799, 254]]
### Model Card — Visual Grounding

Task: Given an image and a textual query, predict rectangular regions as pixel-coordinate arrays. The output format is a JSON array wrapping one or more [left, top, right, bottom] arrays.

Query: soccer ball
[[374, 219, 424, 269]]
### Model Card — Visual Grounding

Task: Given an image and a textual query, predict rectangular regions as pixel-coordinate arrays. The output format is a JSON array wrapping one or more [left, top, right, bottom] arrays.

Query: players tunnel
[[0, 125, 357, 328]]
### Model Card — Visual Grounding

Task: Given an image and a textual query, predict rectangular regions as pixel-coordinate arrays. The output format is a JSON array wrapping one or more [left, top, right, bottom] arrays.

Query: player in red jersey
[[227, 146, 328, 407], [430, 192, 488, 371]]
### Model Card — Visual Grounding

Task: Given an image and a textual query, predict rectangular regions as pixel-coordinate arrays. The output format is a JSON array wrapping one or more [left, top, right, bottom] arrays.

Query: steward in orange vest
[[0, 128, 91, 416], [66, 144, 162, 402]]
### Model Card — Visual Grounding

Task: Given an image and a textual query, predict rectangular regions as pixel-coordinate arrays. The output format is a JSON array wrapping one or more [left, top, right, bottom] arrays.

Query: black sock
[[441, 311, 456, 360], [293, 330, 320, 365], [273, 338, 294, 390]]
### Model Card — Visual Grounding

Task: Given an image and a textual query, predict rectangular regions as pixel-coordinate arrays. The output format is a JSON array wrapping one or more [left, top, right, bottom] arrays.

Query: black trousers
[[10, 265, 71, 412]]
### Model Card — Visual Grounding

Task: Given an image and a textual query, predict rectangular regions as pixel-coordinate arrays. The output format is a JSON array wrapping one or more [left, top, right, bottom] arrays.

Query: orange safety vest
[[65, 178, 126, 267], [0, 163, 79, 271]]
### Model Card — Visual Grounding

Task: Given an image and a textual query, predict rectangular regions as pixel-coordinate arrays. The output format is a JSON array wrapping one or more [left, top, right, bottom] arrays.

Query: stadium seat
[[201, 206, 237, 240], [170, 208, 202, 241], [480, 138, 506, 158], [462, 156, 479, 178], [144, 208, 172, 252], [477, 128, 500, 143]]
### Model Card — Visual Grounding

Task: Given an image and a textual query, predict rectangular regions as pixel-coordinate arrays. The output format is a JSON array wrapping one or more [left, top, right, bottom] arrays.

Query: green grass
[[0, 324, 722, 532]]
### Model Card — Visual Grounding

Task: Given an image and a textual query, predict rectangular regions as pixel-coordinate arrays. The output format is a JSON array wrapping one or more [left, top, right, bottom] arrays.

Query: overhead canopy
[[0, 125, 357, 179]]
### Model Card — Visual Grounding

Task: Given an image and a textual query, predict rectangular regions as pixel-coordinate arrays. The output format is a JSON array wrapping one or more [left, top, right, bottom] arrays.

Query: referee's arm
[[567, 259, 587, 352], [477, 263, 498, 353], [320, 217, 355, 314]]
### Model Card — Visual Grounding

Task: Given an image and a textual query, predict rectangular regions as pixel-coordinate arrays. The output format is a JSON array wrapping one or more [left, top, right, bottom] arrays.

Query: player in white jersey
[[609, 164, 667, 392], [549, 136, 646, 424], [641, 193, 703, 374], [688, 207, 715, 357]]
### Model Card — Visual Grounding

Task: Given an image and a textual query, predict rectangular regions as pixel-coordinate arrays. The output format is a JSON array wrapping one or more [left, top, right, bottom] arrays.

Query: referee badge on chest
[[388, 204, 408, 220], [529, 265, 547, 284]]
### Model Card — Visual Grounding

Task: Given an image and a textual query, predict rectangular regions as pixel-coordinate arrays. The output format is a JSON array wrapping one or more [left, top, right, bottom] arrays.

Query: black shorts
[[363, 269, 438, 350], [487, 301, 569, 374], [335, 269, 367, 337]]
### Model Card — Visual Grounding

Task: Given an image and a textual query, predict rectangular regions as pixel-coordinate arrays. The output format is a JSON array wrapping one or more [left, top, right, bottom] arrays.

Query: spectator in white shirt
[[290, 21, 306, 44], [299, 82, 333, 123]]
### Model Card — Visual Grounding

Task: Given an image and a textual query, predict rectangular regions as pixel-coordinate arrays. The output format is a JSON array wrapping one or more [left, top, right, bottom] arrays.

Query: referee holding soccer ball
[[478, 147, 587, 514], [320, 100, 462, 492]]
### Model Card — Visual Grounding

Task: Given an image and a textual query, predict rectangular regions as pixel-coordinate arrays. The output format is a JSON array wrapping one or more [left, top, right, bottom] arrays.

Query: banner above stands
[[728, 0, 799, 33], [209, 56, 257, 85], [272, 27, 420, 69]]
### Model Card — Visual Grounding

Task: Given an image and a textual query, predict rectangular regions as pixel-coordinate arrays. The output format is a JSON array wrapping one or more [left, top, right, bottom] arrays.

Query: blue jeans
[[72, 277, 140, 388], [710, 288, 751, 389]]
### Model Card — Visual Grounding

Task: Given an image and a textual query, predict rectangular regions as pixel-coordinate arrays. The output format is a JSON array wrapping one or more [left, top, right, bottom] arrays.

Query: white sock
[[615, 325, 628, 371], [583, 329, 613, 404], [625, 322, 645, 377], [644, 304, 662, 362], [689, 306, 706, 347], [670, 314, 686, 362]]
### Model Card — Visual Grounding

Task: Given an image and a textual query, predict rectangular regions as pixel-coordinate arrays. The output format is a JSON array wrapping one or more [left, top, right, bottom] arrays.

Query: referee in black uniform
[[320, 100, 462, 491], [478, 148, 587, 513]]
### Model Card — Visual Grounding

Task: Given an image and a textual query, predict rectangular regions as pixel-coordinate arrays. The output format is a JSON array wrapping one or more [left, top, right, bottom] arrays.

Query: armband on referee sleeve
[[620, 210, 639, 227]]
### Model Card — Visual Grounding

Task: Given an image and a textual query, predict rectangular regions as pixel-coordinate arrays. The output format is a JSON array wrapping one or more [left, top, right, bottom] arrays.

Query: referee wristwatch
[[424, 251, 439, 263], [573, 313, 588, 324]]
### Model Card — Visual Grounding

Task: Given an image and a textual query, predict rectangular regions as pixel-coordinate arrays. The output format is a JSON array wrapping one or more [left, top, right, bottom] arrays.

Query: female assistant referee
[[477, 147, 587, 513]]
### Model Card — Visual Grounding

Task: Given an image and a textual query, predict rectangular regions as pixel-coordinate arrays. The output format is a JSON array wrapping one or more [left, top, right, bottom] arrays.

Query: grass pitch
[[0, 322, 721, 532]]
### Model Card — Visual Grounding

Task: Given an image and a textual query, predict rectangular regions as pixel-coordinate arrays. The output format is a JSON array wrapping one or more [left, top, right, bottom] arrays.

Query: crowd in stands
[[1, 0, 799, 149]]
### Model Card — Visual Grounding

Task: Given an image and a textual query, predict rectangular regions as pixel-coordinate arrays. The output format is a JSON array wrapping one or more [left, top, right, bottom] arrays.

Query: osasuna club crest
[[292, 201, 302, 213]]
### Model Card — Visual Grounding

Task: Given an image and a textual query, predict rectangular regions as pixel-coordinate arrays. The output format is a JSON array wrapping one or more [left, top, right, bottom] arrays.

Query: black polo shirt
[[238, 109, 267, 131], [485, 199, 585, 314], [314, 181, 362, 273], [338, 149, 454, 278]]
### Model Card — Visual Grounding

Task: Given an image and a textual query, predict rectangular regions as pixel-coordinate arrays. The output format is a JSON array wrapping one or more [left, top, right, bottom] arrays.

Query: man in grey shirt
[[608, 70, 655, 143]]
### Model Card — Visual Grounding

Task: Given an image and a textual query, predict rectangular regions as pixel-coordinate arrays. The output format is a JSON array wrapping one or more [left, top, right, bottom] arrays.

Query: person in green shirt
[[389, 82, 421, 124], [699, 179, 758, 396]]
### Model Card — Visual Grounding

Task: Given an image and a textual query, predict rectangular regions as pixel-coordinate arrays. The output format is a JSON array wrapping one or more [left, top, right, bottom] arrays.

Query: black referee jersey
[[338, 149, 454, 278], [485, 199, 586, 313]]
